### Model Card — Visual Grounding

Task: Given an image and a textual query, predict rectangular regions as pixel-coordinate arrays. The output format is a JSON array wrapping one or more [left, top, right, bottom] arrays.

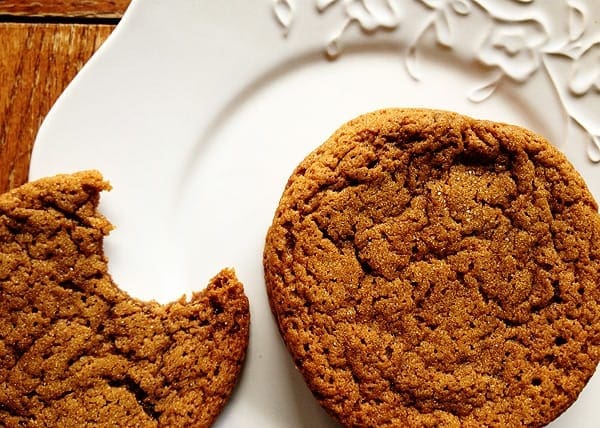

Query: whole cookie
[[264, 109, 600, 427], [0, 171, 250, 427]]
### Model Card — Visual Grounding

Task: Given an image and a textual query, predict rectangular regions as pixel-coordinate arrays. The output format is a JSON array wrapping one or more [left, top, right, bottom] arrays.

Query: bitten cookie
[[0, 171, 250, 427], [264, 108, 600, 427]]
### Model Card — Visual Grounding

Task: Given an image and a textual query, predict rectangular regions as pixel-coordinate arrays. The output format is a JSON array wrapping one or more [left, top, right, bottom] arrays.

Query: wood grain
[[0, 23, 115, 193], [0, 0, 129, 18]]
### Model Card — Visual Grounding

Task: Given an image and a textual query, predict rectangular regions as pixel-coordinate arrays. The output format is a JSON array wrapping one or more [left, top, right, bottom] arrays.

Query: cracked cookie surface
[[0, 171, 250, 427], [264, 109, 600, 427]]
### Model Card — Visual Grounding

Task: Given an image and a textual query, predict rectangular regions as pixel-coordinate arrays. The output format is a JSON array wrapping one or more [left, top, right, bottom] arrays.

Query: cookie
[[264, 108, 600, 427], [0, 171, 250, 427]]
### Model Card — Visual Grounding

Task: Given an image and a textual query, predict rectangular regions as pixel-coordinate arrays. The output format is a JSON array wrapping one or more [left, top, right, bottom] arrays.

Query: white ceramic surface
[[29, 0, 600, 426]]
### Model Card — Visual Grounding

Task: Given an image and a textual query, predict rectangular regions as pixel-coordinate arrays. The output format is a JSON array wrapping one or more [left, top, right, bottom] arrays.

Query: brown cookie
[[0, 171, 250, 427], [264, 109, 600, 427]]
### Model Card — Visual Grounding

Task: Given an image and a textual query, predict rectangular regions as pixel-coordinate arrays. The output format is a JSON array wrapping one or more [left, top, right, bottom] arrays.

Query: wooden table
[[0, 0, 131, 194]]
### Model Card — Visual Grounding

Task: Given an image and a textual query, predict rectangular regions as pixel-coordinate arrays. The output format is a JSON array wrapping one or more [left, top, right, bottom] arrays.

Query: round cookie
[[0, 171, 250, 427], [264, 109, 600, 427]]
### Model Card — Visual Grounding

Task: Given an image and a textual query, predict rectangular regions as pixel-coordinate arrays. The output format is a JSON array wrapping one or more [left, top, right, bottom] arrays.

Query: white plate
[[29, 0, 600, 426]]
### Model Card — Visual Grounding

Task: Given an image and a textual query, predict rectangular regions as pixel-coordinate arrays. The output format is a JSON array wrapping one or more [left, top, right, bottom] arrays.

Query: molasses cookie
[[0, 171, 249, 427], [264, 109, 600, 427]]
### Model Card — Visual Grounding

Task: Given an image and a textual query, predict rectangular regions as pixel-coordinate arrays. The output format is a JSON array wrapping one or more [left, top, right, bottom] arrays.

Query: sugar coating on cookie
[[264, 109, 600, 427], [0, 171, 250, 427]]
